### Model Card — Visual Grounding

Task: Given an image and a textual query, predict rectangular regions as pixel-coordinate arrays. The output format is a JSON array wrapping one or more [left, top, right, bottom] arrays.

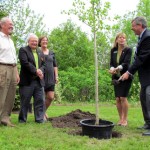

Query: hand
[[16, 73, 20, 84], [109, 68, 117, 74], [55, 77, 59, 84], [36, 69, 43, 80], [119, 72, 129, 81]]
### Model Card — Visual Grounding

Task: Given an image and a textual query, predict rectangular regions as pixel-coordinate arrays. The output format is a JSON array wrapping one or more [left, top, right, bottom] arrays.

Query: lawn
[[0, 102, 150, 150]]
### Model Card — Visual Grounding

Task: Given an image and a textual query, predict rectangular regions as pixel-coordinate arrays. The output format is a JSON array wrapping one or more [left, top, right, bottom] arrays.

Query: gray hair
[[26, 33, 38, 43], [0, 17, 12, 25], [132, 16, 147, 28]]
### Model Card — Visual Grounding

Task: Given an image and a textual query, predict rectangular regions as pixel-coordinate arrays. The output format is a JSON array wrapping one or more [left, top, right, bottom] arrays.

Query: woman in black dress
[[109, 32, 132, 126], [38, 36, 58, 120]]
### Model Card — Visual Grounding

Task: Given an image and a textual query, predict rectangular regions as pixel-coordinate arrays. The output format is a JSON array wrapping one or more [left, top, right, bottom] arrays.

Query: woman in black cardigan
[[109, 32, 132, 126]]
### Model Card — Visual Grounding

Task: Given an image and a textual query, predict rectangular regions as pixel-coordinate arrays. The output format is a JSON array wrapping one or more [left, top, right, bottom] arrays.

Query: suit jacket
[[19, 46, 45, 86], [110, 47, 132, 79], [128, 29, 150, 87]]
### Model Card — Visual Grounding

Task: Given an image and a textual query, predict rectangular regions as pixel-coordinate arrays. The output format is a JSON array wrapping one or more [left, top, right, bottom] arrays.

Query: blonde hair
[[113, 32, 127, 48]]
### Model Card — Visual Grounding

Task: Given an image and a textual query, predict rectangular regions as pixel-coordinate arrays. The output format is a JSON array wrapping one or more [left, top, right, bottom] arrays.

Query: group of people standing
[[109, 16, 150, 136], [1, 15, 150, 136], [0, 17, 58, 126]]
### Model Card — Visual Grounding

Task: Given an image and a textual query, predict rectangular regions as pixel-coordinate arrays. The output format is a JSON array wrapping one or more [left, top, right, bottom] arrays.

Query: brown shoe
[[1, 121, 16, 127]]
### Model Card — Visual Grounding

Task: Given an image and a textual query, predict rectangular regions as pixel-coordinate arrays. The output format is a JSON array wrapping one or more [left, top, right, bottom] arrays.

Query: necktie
[[138, 36, 141, 45]]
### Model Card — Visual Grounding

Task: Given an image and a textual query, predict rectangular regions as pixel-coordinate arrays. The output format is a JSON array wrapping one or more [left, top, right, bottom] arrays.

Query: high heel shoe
[[117, 120, 122, 126], [121, 121, 128, 127]]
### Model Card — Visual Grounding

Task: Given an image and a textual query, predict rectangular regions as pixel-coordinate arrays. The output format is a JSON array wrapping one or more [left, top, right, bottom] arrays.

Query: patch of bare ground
[[48, 109, 122, 138]]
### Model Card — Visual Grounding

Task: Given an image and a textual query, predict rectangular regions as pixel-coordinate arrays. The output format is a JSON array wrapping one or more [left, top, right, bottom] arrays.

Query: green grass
[[0, 102, 150, 150]]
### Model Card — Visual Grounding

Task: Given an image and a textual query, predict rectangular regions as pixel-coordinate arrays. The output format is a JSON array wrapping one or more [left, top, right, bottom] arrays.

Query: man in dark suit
[[18, 33, 45, 123], [120, 16, 150, 135]]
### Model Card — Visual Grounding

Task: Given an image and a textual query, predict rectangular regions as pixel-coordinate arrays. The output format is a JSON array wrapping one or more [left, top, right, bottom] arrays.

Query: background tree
[[1, 0, 49, 51], [0, 1, 8, 19], [49, 20, 93, 71], [49, 20, 96, 102], [137, 0, 150, 24]]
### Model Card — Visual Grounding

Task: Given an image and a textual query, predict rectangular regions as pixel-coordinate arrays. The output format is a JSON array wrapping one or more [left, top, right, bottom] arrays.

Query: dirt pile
[[49, 109, 95, 128], [48, 109, 122, 138]]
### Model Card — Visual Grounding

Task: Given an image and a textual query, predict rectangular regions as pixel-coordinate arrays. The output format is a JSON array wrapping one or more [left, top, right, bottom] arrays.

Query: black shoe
[[19, 120, 26, 123], [35, 120, 45, 123], [142, 131, 150, 136], [137, 124, 150, 130]]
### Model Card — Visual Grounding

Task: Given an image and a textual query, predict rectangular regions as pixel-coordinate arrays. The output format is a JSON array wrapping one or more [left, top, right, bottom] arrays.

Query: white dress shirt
[[0, 32, 17, 64]]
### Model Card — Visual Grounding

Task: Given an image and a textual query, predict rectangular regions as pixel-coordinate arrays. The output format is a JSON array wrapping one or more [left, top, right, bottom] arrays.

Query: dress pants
[[140, 85, 150, 126], [0, 65, 17, 122], [18, 80, 45, 123]]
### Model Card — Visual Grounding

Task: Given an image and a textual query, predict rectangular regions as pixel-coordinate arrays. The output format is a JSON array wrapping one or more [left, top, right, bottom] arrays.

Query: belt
[[0, 62, 16, 67]]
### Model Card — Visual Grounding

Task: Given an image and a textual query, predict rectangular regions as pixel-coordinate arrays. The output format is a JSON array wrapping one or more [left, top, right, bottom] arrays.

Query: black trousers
[[140, 85, 150, 125], [18, 80, 45, 123]]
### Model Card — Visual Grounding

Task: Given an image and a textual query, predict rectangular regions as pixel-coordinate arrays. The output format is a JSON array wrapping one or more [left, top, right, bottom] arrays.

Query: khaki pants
[[0, 65, 17, 122]]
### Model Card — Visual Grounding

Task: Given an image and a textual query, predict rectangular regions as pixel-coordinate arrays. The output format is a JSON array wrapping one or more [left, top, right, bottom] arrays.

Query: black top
[[110, 47, 132, 79], [110, 47, 132, 97]]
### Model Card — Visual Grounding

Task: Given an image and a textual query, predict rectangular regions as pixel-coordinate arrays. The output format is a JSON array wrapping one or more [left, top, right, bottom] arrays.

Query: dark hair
[[38, 36, 48, 47]]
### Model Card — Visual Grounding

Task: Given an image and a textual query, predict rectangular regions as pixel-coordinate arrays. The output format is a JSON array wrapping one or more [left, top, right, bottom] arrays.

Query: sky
[[26, 0, 139, 35]]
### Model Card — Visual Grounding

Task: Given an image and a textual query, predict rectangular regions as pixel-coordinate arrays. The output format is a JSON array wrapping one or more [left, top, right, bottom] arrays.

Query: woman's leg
[[45, 91, 55, 110], [116, 97, 123, 125], [120, 97, 128, 126], [44, 91, 55, 119]]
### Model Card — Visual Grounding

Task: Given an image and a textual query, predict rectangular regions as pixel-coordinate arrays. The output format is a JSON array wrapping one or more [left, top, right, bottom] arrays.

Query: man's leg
[[142, 85, 150, 135], [33, 80, 45, 123], [0, 66, 7, 120], [140, 87, 150, 125], [18, 85, 34, 123], [1, 67, 17, 123], [145, 85, 150, 125]]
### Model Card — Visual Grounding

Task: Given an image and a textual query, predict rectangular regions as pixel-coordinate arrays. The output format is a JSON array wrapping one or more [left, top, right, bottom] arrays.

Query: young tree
[[63, 0, 111, 124]]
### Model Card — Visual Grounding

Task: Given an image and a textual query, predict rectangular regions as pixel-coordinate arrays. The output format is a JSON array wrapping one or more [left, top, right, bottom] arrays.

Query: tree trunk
[[94, 31, 99, 125]]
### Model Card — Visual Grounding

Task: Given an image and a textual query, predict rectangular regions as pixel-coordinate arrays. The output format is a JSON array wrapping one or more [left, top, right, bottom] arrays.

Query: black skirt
[[114, 79, 132, 97]]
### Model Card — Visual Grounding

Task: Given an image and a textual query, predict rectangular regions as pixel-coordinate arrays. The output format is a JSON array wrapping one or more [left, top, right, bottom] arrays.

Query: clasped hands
[[36, 69, 43, 79]]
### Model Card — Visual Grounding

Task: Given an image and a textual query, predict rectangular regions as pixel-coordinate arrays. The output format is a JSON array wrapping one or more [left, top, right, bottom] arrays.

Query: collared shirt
[[0, 32, 17, 64], [32, 49, 39, 69], [139, 28, 146, 39], [134, 28, 147, 57]]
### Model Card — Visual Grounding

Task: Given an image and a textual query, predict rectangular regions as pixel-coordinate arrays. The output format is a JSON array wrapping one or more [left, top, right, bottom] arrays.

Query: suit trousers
[[140, 85, 150, 125], [0, 65, 17, 122], [18, 80, 45, 123]]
